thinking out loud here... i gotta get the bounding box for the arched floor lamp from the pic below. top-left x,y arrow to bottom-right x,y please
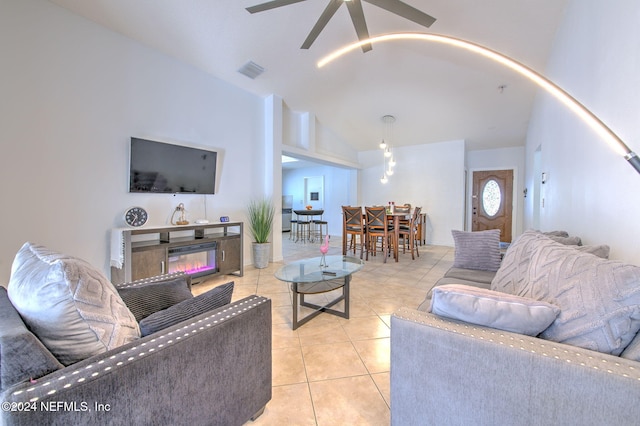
317,33 -> 640,175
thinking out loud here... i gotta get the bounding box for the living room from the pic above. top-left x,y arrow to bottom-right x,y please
2,0 -> 639,287
2,0 -> 640,423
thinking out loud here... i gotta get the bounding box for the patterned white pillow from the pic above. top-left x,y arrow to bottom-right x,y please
492,231 -> 610,295
8,242 -> 140,365
529,239 -> 640,355
491,231 -> 546,295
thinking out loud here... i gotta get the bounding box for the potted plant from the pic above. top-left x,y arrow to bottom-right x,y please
247,198 -> 276,269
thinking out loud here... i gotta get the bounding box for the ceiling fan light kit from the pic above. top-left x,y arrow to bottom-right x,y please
246,0 -> 436,51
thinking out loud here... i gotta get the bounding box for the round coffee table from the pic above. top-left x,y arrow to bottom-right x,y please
275,255 -> 364,329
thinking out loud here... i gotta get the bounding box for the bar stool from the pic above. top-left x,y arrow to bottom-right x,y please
289,213 -> 298,240
311,216 -> 328,242
296,218 -> 310,243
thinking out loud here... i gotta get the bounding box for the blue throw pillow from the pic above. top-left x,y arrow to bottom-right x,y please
139,282 -> 234,336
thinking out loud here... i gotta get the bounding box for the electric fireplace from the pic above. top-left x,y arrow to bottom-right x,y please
167,242 -> 217,279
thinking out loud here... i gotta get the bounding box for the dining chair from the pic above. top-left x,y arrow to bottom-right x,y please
395,204 -> 411,226
398,206 -> 422,260
342,206 -> 365,259
365,206 -> 396,263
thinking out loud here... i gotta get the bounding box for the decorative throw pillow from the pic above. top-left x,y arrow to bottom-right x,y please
621,331 -> 640,362
574,244 -> 610,259
7,242 -> 140,366
491,231 -> 547,295
139,282 -> 234,336
451,229 -> 502,272
491,231 -> 609,295
541,230 -> 569,237
429,284 -> 560,336
527,239 -> 640,355
118,276 -> 193,322
546,235 -> 582,246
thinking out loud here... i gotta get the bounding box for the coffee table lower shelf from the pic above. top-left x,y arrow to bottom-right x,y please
274,255 -> 363,330
291,276 -> 351,330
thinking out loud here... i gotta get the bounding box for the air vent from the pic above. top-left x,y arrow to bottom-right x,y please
238,61 -> 265,79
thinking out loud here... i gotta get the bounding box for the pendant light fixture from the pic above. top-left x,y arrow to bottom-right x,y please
379,115 -> 396,184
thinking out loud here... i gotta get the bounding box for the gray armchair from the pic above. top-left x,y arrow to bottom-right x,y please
0,274 -> 272,426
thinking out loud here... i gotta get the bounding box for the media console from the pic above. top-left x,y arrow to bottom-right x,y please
111,222 -> 243,285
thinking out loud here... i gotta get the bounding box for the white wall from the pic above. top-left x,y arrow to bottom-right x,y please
358,140 -> 466,246
524,0 -> 640,263
315,122 -> 360,165
0,0 -> 265,284
281,106 -> 360,168
466,147 -> 526,240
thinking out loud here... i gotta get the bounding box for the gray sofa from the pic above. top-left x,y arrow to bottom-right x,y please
391,230 -> 640,426
1,245 -> 272,426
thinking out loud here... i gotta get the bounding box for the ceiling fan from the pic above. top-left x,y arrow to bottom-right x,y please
246,0 -> 437,52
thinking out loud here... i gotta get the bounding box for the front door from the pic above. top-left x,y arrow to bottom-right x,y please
472,170 -> 513,242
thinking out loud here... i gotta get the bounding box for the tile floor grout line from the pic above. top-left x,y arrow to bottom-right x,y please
197,234 -> 455,425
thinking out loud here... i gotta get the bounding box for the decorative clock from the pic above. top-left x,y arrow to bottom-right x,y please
124,207 -> 148,227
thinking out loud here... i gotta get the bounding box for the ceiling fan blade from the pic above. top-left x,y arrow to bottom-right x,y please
364,0 -> 437,28
246,0 -> 307,14
301,0 -> 342,49
346,0 -> 372,52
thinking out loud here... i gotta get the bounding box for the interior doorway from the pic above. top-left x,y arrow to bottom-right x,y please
472,169 -> 514,242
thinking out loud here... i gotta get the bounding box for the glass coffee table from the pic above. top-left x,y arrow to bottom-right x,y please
275,255 -> 364,330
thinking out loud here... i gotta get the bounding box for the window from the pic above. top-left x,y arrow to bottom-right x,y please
482,179 -> 501,217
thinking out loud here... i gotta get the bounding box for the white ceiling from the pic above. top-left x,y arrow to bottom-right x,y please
48,0 -> 569,152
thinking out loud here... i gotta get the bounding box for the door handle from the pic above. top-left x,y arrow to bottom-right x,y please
221,250 -> 226,262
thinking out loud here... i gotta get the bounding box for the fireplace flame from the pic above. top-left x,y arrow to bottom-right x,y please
168,252 -> 216,276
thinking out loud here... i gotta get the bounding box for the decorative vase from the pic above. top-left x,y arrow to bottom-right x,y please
252,242 -> 270,269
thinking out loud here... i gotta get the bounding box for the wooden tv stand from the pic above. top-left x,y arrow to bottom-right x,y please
111,222 -> 243,285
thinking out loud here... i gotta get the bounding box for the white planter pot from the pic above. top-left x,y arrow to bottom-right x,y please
252,242 -> 271,269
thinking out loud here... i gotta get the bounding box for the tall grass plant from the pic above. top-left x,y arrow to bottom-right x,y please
247,198 -> 275,244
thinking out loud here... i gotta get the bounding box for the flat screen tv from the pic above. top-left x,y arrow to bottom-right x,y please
129,137 -> 217,194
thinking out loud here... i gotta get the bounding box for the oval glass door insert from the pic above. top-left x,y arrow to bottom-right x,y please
482,179 -> 501,217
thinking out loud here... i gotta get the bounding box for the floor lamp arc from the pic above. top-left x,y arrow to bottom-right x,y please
317,32 -> 640,175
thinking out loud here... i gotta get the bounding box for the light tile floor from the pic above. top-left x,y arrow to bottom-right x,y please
194,234 -> 454,426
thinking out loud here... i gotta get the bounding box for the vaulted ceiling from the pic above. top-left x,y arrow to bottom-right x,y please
49,0 -> 569,152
